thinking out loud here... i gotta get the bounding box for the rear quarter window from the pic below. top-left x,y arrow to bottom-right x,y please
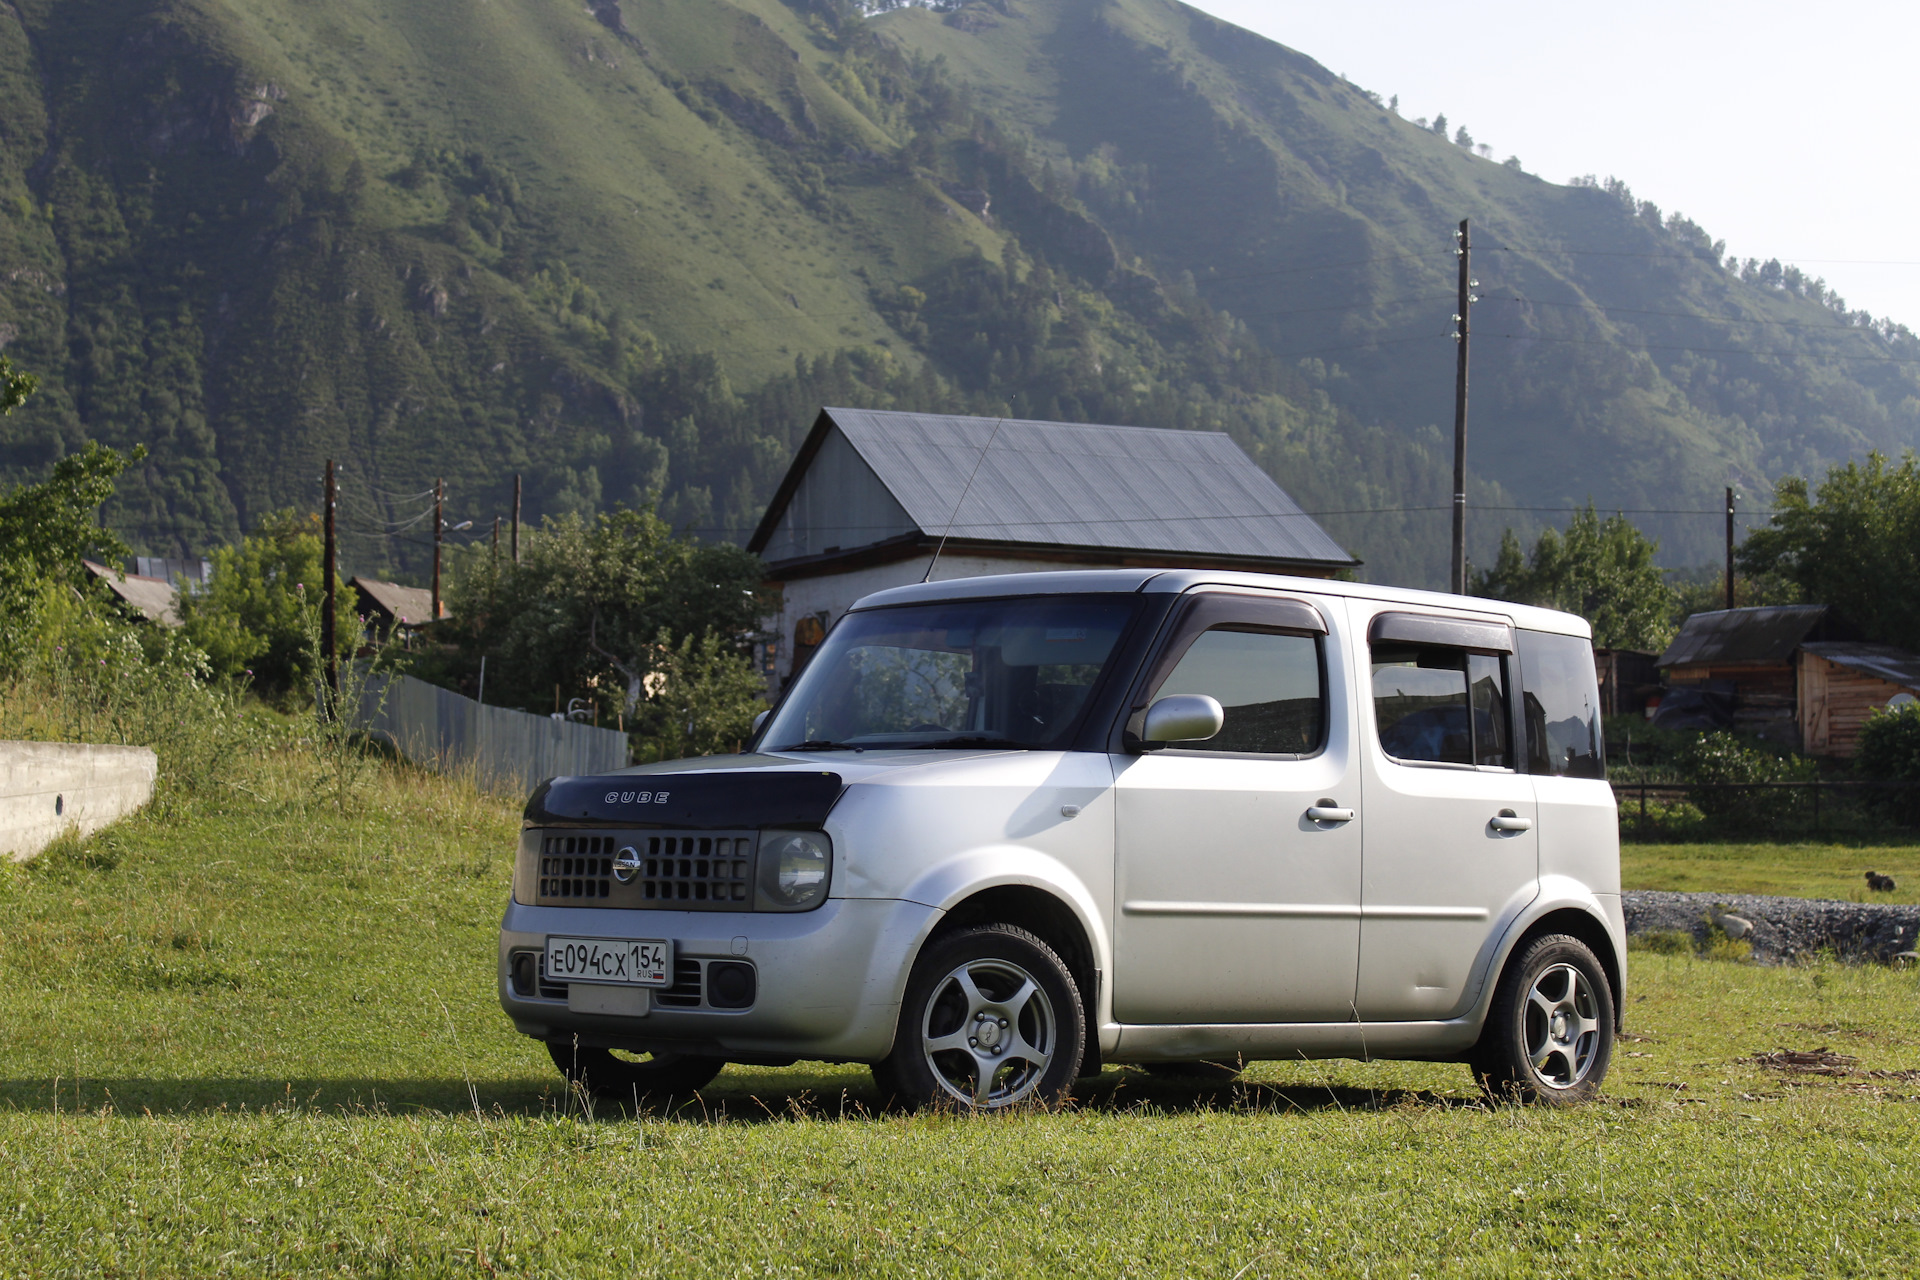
1517,629 -> 1604,779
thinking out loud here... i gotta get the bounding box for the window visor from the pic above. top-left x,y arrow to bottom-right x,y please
1368,611 -> 1512,654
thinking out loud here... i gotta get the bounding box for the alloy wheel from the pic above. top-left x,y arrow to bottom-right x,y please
918,957 -> 1057,1107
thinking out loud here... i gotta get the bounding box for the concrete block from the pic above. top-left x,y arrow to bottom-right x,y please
0,741 -> 158,861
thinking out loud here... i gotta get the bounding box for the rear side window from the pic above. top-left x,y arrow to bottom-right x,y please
1517,629 -> 1604,779
1152,627 -> 1325,754
1371,645 -> 1512,767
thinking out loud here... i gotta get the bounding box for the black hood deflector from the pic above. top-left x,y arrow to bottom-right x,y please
525,770 -> 844,830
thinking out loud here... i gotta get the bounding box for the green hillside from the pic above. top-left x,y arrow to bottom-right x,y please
1,0 -> 1915,586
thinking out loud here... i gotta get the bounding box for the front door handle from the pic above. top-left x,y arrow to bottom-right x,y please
1490,809 -> 1533,833
1306,804 -> 1355,824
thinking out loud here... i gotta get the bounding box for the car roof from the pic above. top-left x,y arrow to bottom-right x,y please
849,568 -> 1591,638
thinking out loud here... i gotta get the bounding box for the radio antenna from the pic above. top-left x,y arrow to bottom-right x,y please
922,403 -> 1014,584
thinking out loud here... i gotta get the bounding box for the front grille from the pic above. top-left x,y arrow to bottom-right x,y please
538,834 -> 617,900
637,834 -> 754,905
529,829 -> 760,910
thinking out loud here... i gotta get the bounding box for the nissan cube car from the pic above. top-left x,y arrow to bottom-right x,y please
500,569 -> 1622,1109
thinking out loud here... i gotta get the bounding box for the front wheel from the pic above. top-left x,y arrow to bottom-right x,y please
1471,934 -> 1614,1105
546,1039 -> 724,1103
872,924 -> 1085,1111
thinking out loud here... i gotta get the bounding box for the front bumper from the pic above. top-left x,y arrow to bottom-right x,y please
497,896 -> 940,1063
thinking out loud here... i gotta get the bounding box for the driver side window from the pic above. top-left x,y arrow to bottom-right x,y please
1152,627 -> 1325,755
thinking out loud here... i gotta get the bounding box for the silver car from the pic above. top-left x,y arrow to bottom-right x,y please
499,569 -> 1622,1108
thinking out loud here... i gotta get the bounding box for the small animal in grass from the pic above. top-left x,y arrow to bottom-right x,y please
1865,871 -> 1898,892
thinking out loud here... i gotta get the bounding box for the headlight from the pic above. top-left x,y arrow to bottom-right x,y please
756,830 -> 831,911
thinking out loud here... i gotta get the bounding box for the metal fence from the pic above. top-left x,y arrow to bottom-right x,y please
1614,779 -> 1920,839
354,673 -> 629,796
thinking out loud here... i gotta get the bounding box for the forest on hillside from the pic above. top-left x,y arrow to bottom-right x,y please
1,0 -> 1915,588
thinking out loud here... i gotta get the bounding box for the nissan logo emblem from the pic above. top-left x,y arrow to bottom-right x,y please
612,845 -> 643,884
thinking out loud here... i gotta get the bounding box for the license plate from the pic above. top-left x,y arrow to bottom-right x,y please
545,936 -> 672,987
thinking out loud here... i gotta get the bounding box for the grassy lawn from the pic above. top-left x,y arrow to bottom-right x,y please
1625,841 -> 1920,903
4,756 -> 1919,1276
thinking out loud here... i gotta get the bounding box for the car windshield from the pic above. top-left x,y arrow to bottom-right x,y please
762,594 -> 1141,751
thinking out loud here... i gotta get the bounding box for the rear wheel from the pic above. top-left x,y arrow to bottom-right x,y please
873,924 -> 1085,1111
546,1039 -> 724,1103
1471,934 -> 1614,1105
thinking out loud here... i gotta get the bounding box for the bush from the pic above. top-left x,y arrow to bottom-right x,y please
177,510 -> 361,698
1672,731 -> 1818,826
1856,702 -> 1920,825
0,443 -> 143,670
627,629 -> 768,763
0,581 -> 258,809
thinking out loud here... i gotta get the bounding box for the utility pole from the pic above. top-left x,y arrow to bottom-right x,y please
1725,486 -> 1736,611
492,515 -> 501,566
432,477 -> 444,624
511,473 -> 522,566
322,458 -> 338,706
1450,218 -> 1474,596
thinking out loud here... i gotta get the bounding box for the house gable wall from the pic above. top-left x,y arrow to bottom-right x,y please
759,428 -> 916,563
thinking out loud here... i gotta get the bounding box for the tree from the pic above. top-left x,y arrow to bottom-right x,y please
0,353 -> 35,416
446,507 -> 767,729
1736,451 -> 1920,649
627,629 -> 772,762
1472,504 -> 1677,650
1454,125 -> 1474,149
177,510 -> 360,692
0,442 -> 145,666
1431,112 -> 1449,136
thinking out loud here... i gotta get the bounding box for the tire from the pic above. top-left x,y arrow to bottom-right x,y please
1471,934 -> 1614,1106
873,923 -> 1085,1111
546,1039 -> 725,1103
1143,1057 -> 1245,1083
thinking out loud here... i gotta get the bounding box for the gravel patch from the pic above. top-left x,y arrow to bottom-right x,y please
1623,890 -> 1920,964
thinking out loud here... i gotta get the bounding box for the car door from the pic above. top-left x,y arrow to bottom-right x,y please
1354,605 -> 1539,1021
1111,590 -> 1362,1024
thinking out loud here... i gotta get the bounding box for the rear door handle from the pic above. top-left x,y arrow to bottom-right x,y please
1490,809 -> 1533,832
1306,805 -> 1355,824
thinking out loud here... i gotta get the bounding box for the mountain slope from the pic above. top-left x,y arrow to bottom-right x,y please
876,0 -> 1920,566
1,0 -> 1914,587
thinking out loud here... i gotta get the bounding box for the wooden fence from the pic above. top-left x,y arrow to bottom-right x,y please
354,673 -> 629,796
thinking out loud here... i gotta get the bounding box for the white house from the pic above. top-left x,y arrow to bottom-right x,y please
746,407 -> 1358,688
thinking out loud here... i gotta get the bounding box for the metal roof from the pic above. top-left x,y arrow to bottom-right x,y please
749,408 -> 1356,567
350,576 -> 443,625
1800,642 -> 1920,691
1657,605 -> 1829,667
83,561 -> 180,626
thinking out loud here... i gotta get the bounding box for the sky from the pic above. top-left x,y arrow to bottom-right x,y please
1186,0 -> 1920,331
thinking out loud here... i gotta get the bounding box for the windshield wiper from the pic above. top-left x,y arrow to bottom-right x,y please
775,739 -> 862,752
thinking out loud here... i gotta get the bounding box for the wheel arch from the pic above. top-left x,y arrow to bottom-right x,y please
1503,907 -> 1625,1027
932,884 -> 1104,1076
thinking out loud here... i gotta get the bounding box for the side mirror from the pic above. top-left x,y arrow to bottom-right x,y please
1142,694 -> 1225,745
751,710 -> 771,736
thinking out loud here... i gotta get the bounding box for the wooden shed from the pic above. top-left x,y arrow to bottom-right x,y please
1656,605 -> 1847,743
1594,647 -> 1660,716
350,576 -> 445,646
1796,643 -> 1920,757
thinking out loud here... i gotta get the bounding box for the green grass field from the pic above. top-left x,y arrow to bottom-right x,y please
4,758 -> 1919,1276
1625,842 -> 1920,903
